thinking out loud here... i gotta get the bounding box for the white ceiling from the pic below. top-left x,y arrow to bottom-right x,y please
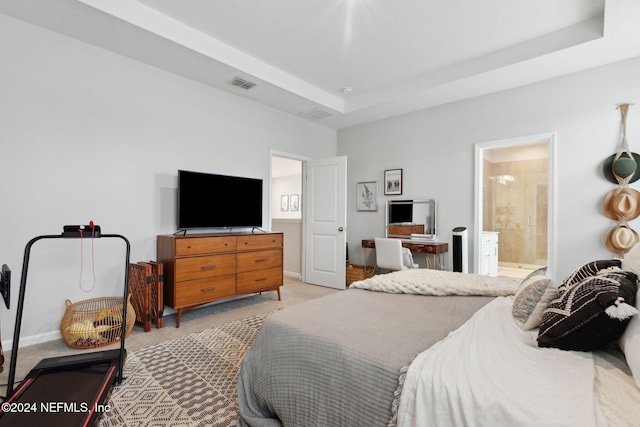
2,0 -> 640,129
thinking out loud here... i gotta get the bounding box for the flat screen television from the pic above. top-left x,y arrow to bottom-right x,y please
178,170 -> 263,229
388,200 -> 413,224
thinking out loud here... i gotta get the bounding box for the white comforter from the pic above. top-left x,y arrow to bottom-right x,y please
397,296 -> 606,427
350,268 -> 519,296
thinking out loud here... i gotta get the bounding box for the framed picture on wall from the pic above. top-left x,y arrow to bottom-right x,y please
290,194 -> 300,211
357,181 -> 378,211
384,169 -> 403,195
281,195 -> 289,211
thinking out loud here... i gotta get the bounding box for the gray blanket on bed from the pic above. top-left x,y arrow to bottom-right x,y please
237,288 -> 493,427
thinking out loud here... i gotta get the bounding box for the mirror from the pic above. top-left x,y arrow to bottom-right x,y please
385,199 -> 437,240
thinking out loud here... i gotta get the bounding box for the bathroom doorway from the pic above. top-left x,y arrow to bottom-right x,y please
474,134 -> 556,279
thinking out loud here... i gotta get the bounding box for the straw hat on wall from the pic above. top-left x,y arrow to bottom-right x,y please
604,187 -> 640,222
606,224 -> 639,257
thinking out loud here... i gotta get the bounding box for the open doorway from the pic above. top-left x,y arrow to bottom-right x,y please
270,152 -> 347,288
271,155 -> 303,279
474,134 -> 556,279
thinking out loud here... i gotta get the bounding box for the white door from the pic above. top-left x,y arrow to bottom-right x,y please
304,156 -> 347,289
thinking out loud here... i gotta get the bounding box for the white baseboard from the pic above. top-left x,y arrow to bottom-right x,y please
3,330 -> 61,351
284,270 -> 301,280
1,279 -> 296,351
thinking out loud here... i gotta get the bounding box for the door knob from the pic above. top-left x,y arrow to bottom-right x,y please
338,227 -> 344,232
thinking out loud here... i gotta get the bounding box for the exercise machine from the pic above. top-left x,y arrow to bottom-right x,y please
0,224 -> 130,426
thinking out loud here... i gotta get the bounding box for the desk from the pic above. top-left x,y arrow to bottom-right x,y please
361,239 -> 449,270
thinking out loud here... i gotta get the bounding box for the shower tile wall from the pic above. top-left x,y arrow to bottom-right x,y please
483,157 -> 548,267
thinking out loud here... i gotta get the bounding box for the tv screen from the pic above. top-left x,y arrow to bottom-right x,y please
388,200 -> 413,224
178,170 -> 263,229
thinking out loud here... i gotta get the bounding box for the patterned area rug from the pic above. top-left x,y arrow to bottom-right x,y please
98,313 -> 268,427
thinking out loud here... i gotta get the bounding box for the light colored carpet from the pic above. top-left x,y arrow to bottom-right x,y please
0,278 -> 337,402
99,312 -> 270,426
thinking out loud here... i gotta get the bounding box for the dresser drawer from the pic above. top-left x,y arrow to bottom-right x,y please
237,234 -> 283,251
175,275 -> 236,307
482,232 -> 499,245
237,249 -> 282,273
237,267 -> 283,294
175,236 -> 237,256
158,231 -> 283,327
175,254 -> 236,282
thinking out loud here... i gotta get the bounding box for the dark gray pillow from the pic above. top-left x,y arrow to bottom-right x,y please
558,259 -> 621,293
537,268 -> 637,351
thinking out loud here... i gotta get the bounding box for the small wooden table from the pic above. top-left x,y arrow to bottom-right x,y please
362,239 -> 449,270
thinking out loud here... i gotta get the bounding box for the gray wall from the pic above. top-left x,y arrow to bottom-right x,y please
339,56 -> 640,282
272,219 -> 302,278
0,14 -> 336,346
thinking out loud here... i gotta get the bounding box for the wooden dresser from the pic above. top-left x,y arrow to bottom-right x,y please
157,232 -> 283,327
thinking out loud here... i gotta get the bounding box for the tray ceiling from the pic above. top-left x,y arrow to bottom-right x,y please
2,0 -> 639,128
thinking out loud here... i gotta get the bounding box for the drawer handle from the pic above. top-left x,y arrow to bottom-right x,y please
201,287 -> 217,292
254,259 -> 267,263
201,265 -> 217,270
255,278 -> 267,282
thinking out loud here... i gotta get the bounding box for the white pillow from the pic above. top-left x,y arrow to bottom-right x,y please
619,288 -> 640,389
621,243 -> 640,388
621,242 -> 640,276
512,267 -> 557,330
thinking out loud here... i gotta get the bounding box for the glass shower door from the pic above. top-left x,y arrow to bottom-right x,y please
483,152 -> 548,269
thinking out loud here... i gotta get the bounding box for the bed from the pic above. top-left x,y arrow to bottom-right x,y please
237,266 -> 640,427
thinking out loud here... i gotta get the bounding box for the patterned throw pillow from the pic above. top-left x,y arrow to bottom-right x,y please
558,259 -> 622,293
537,267 -> 638,351
512,267 -> 558,330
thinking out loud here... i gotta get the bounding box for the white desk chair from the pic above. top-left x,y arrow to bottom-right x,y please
374,237 -> 418,273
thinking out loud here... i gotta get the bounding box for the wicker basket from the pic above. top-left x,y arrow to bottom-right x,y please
60,295 -> 135,349
346,264 -> 375,286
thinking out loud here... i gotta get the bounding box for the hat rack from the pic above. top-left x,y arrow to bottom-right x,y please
604,104 -> 639,257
